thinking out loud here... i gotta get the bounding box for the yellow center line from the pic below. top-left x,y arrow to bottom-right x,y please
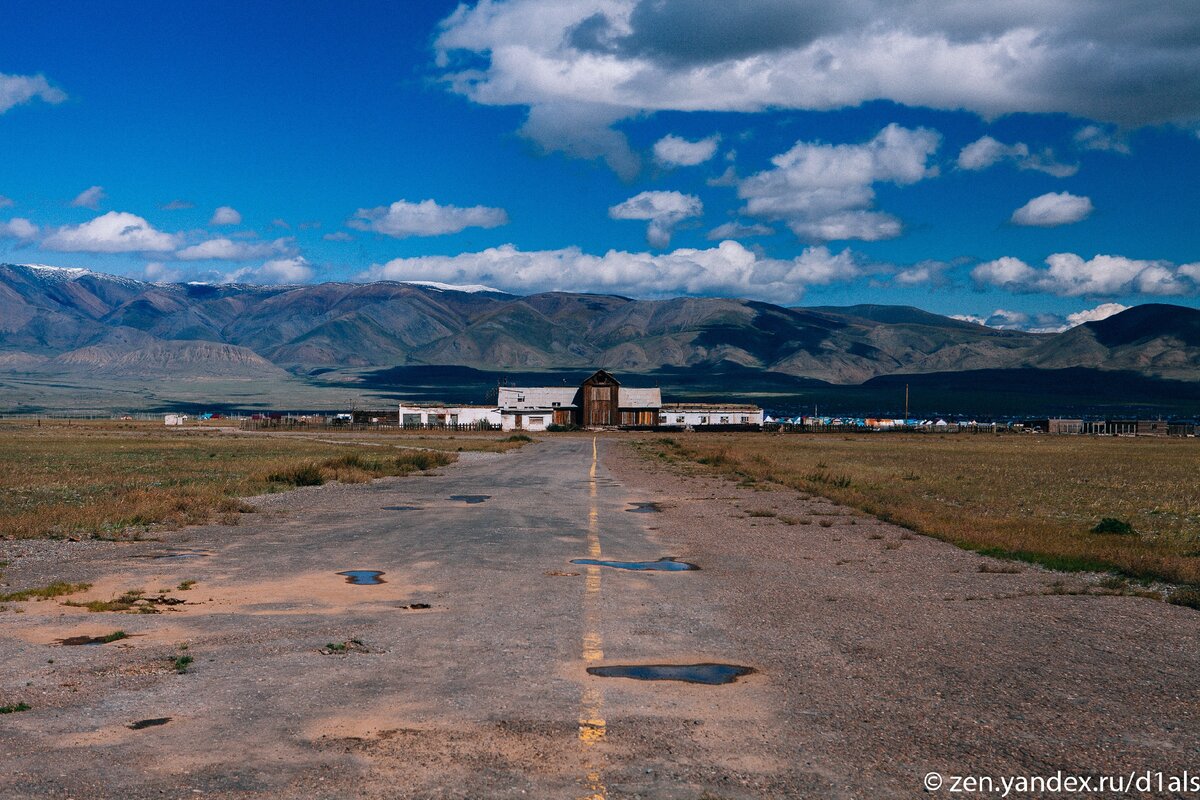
578,435 -> 607,799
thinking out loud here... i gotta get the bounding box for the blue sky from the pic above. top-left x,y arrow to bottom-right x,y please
2,1 -> 1199,331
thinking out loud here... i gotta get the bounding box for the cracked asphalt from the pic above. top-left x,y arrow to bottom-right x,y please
2,436 -> 1199,799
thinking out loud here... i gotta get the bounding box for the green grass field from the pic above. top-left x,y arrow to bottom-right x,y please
644,432 -> 1200,587
0,421 -> 523,540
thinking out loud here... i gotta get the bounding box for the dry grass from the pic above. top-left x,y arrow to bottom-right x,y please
646,433 -> 1200,585
0,420 -> 508,540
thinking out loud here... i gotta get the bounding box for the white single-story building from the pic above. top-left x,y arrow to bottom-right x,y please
164,413 -> 188,426
496,386 -> 576,431
658,403 -> 764,428
397,404 -> 502,428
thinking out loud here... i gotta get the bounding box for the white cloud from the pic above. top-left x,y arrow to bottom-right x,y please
893,260 -> 951,286
953,303 -> 1130,333
950,314 -> 987,325
161,199 -> 194,211
0,196 -> 13,209
143,262 -> 183,283
224,256 -> 314,285
706,221 -> 774,240
433,1 -> 1200,174
1074,125 -> 1130,154
70,186 -> 106,210
210,206 -> 242,226
0,73 -> 66,114
983,309 -> 1031,330
1066,302 -> 1129,327
42,211 -> 179,253
174,237 -> 294,261
348,198 -> 509,238
355,239 -> 861,303
323,231 -> 354,242
737,124 -> 940,242
653,133 -> 719,167
0,218 -> 38,240
973,253 -> 1197,297
956,136 -> 1077,177
707,165 -> 739,187
1010,192 -> 1094,227
609,190 -> 702,247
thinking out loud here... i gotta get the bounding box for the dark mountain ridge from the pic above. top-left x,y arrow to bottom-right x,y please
3,264 -> 1200,407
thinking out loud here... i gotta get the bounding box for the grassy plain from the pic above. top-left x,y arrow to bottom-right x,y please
645,432 -> 1200,586
0,420 -> 523,540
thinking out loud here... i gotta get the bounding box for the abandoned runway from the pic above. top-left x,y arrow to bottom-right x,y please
3,437 -> 1200,798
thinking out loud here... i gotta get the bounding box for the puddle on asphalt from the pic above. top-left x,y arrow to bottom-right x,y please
626,502 -> 663,513
337,570 -> 386,585
449,495 -> 490,504
398,602 -> 431,610
587,663 -> 755,685
127,717 -> 172,730
569,557 -> 698,572
133,551 -> 211,560
56,634 -> 140,646
381,505 -> 422,511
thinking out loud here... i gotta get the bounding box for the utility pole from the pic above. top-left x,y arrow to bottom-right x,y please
904,383 -> 909,421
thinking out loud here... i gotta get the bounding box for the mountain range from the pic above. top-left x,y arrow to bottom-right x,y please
3,262 -> 1200,414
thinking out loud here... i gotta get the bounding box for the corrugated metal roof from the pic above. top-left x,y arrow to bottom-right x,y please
618,388 -> 661,408
498,386 -> 577,409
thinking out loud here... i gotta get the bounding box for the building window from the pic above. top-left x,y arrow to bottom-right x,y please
529,416 -> 544,424
658,415 -> 667,423
740,416 -> 749,423
720,416 -> 729,423
676,416 -> 685,423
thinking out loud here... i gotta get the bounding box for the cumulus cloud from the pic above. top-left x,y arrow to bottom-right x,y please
42,211 -> 179,253
434,1 -> 1200,174
70,186 -> 106,210
956,136 -> 1077,177
1010,192 -> 1094,227
0,73 -> 66,114
609,190 -> 702,247
174,237 -> 294,261
0,218 -> 38,241
355,239 -> 861,303
958,302 -> 1131,333
224,257 -> 314,285
348,198 -> 509,238
950,313 -> 987,326
893,260 -> 952,287
1066,302 -> 1129,326
706,221 -> 774,240
973,253 -> 1199,297
653,133 -> 719,167
143,262 -> 183,283
210,206 -> 242,226
736,124 -> 939,242
1074,125 -> 1131,154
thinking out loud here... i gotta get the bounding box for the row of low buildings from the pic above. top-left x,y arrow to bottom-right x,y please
397,369 -> 764,432
1021,418 -> 1197,437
